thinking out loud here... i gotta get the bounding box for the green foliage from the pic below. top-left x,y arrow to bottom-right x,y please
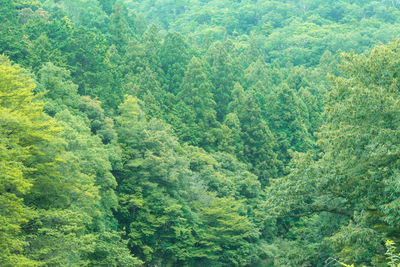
205,41 -> 238,120
159,32 -> 191,93
266,39 -> 400,266
115,96 -> 197,264
0,56 -> 60,266
2,0 -> 400,265
0,0 -> 28,62
228,83 -> 282,184
109,1 -> 133,50
195,197 -> 261,266
265,83 -> 315,164
172,57 -> 221,150
386,241 -> 400,267
29,63 -> 136,266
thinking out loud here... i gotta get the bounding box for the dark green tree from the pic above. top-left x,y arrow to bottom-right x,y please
265,83 -> 314,164
173,57 -> 220,150
0,0 -> 28,62
159,32 -> 191,94
109,1 -> 133,51
98,0 -> 116,15
228,83 -> 282,184
205,41 -> 237,121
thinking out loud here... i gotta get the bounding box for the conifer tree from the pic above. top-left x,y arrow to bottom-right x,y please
109,1 -> 132,52
125,66 -> 165,119
205,41 -> 236,121
141,24 -> 163,75
99,0 -> 116,15
159,32 -> 190,93
228,83 -> 282,184
0,0 -> 27,62
266,39 -> 400,265
265,83 -> 314,164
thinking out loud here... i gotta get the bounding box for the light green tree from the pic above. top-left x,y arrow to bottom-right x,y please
0,56 -> 59,266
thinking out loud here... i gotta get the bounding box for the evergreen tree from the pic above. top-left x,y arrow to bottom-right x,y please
115,96 -> 196,265
205,41 -> 236,121
2,0 -> 400,265
228,83 -> 282,184
124,66 -> 165,119
265,83 -> 314,164
109,1 -> 132,52
266,39 -> 400,266
0,0 -> 27,62
98,0 -> 116,15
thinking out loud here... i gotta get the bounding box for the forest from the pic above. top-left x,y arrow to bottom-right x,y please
1,0 -> 400,266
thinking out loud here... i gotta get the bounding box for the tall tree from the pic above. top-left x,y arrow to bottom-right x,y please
159,32 -> 190,94
265,83 -> 314,164
114,96 -> 197,265
205,41 -> 237,121
266,39 -> 400,266
109,1 -> 132,51
0,56 -> 59,266
24,62 -> 138,266
98,0 -> 116,15
0,0 -> 28,62
172,57 -> 220,150
228,83 -> 282,184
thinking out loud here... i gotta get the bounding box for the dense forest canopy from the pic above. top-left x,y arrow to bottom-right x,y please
1,0 -> 400,266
